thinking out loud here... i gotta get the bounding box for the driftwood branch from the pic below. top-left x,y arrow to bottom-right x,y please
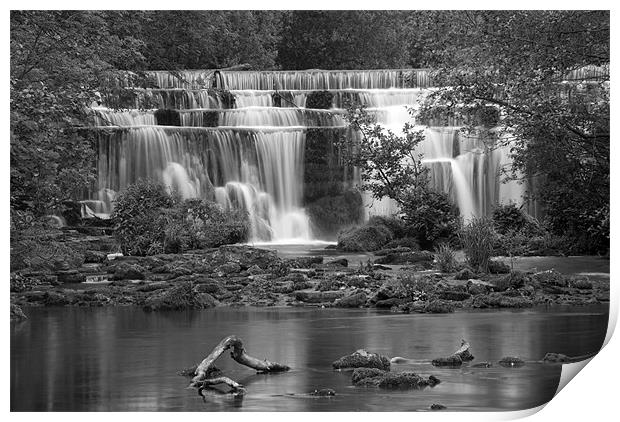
188,335 -> 290,395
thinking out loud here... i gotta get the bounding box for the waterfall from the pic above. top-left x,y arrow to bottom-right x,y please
89,69 -> 528,242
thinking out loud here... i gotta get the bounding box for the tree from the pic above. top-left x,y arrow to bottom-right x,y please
340,105 -> 460,247
414,11 -> 609,253
10,11 -> 147,216
277,11 -> 419,70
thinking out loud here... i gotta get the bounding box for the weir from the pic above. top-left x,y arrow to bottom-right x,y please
88,69 -> 526,242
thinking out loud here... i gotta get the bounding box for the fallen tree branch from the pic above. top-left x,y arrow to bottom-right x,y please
188,335 -> 290,394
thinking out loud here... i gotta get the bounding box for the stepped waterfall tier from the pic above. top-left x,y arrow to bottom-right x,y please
88,69 -> 527,242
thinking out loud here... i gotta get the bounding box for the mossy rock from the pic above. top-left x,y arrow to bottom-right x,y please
332,349 -> 391,371
154,109 -> 181,126
352,368 -> 439,389
337,224 -> 393,252
306,90 -> 334,109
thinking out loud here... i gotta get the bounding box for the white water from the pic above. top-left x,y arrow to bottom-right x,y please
90,69 -> 528,241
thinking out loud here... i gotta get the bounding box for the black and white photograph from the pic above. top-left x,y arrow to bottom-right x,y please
8,6 -> 612,414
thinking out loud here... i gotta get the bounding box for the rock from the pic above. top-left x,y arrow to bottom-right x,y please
333,349 -> 391,370
43,291 -> 70,306
10,304 -> 27,322
427,375 -> 441,386
424,300 -> 455,313
531,270 -> 567,287
56,270 -> 86,284
351,368 -> 387,383
246,265 -> 265,275
309,388 -> 336,396
287,256 -> 323,268
351,368 -> 438,389
438,290 -> 472,301
432,355 -> 462,367
543,353 -> 572,363
498,357 -> 525,367
570,277 -> 593,290
455,268 -> 476,280
375,298 -> 406,308
112,264 -> 146,281
467,280 -> 491,295
471,362 -> 493,368
287,272 -> 309,283
471,293 -> 533,309
327,258 -> 348,267
142,282 -> 217,311
295,291 -> 344,303
84,250 -> 108,263
336,292 -> 367,308
216,262 -> 242,276
372,264 -> 392,271
488,259 -> 510,274
430,404 -> 447,410
456,349 -> 474,361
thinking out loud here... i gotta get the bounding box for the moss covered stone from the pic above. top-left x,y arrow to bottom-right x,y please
306,90 -> 334,109
332,349 -> 391,371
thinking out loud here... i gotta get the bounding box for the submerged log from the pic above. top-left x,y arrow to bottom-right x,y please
188,335 -> 290,395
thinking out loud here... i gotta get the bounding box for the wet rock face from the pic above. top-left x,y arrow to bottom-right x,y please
332,350 -> 391,371
351,368 -> 440,389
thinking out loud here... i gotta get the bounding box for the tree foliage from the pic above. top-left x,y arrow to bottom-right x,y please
414,10 -> 609,252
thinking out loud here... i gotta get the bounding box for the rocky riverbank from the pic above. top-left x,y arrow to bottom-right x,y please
10,237 -> 609,320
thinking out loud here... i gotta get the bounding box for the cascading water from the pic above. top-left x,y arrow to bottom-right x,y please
89,68 -> 528,242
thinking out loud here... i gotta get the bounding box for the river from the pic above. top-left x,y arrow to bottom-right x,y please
11,304 -> 608,411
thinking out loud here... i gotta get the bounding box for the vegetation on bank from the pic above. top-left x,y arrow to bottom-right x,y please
112,179 -> 249,256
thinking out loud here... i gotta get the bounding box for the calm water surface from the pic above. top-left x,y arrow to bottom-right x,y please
11,305 -> 608,411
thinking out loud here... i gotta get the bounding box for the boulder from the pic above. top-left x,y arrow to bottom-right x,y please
336,292 -> 367,308
455,268 -> 476,280
142,282 -> 217,311
84,250 -> 108,264
430,404 -> 447,411
531,269 -> 567,287
488,259 -> 510,274
327,258 -> 348,267
424,300 -> 455,313
56,270 -> 86,284
431,355 -> 462,367
375,298 -> 406,309
351,368 -> 439,389
287,256 -> 323,268
570,277 -> 593,290
332,349 -> 391,371
215,262 -> 242,276
112,264 -> 146,281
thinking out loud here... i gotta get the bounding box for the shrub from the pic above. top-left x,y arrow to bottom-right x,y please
183,199 -> 250,248
492,203 -> 542,236
112,180 -> 249,255
399,189 -> 461,249
337,222 -> 394,252
459,217 -> 496,272
434,243 -> 457,273
112,179 -> 176,255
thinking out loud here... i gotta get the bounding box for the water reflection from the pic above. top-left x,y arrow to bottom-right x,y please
11,306 -> 608,411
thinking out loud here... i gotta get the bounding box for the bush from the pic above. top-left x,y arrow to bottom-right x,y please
337,222 -> 394,252
459,217 -> 496,272
492,203 -> 543,235
399,189 -> 461,249
434,244 -> 457,273
112,180 -> 249,256
112,179 -> 176,255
